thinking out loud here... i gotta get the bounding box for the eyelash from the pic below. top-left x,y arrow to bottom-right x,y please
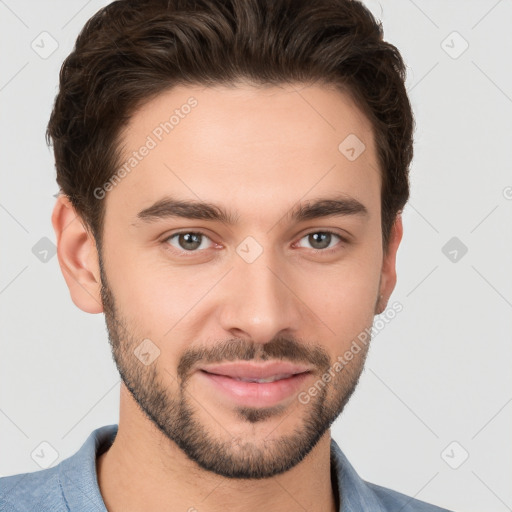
162,229 -> 348,258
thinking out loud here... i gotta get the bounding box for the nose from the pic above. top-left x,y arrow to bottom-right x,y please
217,247 -> 304,345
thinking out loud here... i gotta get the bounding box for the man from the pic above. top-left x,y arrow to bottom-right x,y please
0,0 -> 454,510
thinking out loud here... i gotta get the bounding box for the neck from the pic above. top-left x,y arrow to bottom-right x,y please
96,387 -> 338,512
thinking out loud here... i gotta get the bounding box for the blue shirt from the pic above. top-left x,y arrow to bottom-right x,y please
0,424 -> 453,511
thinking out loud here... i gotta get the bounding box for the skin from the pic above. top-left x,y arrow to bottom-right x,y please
51,82 -> 403,512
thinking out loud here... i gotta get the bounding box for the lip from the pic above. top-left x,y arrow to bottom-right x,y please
198,361 -> 313,380
198,371 -> 311,408
197,361 -> 313,408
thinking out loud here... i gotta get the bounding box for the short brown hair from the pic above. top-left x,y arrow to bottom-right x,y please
47,0 -> 414,254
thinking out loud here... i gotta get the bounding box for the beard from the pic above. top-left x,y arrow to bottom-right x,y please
98,250 -> 372,480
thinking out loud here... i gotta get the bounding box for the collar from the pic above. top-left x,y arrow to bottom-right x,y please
59,424 -> 384,512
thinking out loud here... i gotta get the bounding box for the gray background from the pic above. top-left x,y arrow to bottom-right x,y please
1,1 -> 511,511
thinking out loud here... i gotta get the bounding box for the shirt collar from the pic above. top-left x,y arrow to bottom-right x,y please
59,424 -> 116,512
59,424 -> 385,512
330,437 -> 388,512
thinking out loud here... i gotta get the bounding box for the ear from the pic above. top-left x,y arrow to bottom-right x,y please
51,195 -> 104,314
375,214 -> 403,315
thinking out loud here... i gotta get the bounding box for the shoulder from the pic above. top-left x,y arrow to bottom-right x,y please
0,466 -> 67,512
365,480 -> 454,512
330,437 -> 454,512
0,424 -> 117,512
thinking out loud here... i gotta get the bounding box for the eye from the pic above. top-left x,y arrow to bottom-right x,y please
295,230 -> 345,253
164,231 -> 215,254
162,229 -> 347,258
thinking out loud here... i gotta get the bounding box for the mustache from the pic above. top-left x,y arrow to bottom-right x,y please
177,336 -> 331,382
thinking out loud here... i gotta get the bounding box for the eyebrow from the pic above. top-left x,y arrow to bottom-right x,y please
135,194 -> 368,226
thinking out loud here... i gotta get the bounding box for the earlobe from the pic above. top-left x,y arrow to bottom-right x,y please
51,195 -> 104,314
375,214 -> 404,315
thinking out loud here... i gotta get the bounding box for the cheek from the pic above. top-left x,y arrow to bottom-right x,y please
300,276 -> 377,340
106,250 -> 216,345
295,245 -> 382,342
103,250 -> 171,333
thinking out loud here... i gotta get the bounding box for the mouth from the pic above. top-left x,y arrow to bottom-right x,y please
198,360 -> 313,380
203,373 -> 300,383
196,361 -> 313,407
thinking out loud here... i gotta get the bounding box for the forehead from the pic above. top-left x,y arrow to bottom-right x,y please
106,83 -> 381,227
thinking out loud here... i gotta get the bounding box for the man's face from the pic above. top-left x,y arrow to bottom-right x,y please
95,83 -> 390,479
